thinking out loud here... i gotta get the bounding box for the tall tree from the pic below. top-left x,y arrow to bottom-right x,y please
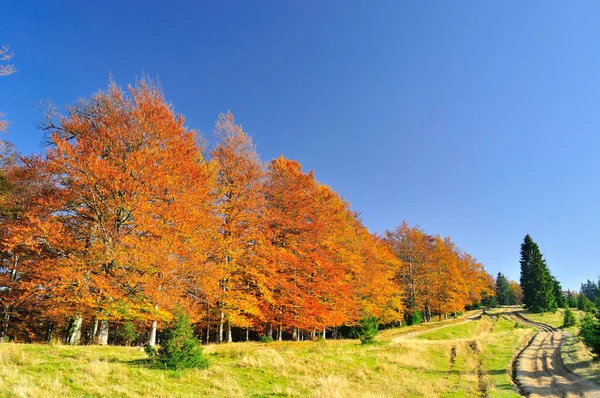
210,111 -> 268,343
12,80 -> 219,343
580,279 -> 599,303
552,276 -> 567,309
384,223 -> 434,324
495,272 -> 512,305
519,234 -> 556,313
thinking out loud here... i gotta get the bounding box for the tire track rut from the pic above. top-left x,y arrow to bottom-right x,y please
510,311 -> 600,398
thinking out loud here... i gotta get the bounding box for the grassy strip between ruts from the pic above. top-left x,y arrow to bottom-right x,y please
0,315 -> 534,398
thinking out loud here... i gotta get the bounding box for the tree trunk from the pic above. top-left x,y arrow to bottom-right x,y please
67,315 -> 83,345
46,322 -> 54,343
218,311 -> 224,344
205,308 -> 211,345
0,304 -> 10,343
278,324 -> 283,341
267,323 -> 273,339
91,319 -> 99,344
245,327 -> 249,342
292,327 -> 297,341
96,320 -> 109,345
0,255 -> 18,343
322,327 -> 326,340
226,319 -> 232,343
148,320 -> 157,347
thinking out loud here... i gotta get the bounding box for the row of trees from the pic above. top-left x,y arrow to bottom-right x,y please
579,278 -> 600,309
0,80 -> 491,345
383,223 -> 490,325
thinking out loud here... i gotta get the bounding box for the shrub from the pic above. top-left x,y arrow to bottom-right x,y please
259,335 -> 273,344
152,310 -> 208,370
578,296 -> 595,313
410,311 -> 422,326
117,321 -> 138,346
358,316 -> 379,345
144,343 -> 158,359
563,307 -> 577,328
579,312 -> 600,361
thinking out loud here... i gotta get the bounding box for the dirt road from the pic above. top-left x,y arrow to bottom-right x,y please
511,312 -> 600,397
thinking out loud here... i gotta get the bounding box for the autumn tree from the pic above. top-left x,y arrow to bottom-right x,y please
210,111 -> 268,343
11,80 -> 218,344
508,280 -> 522,305
260,157 -> 396,340
384,223 -> 433,324
384,223 -> 488,322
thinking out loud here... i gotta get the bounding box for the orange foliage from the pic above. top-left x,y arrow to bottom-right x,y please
0,79 -> 492,343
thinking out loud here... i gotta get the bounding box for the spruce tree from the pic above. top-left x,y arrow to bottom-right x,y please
566,290 -> 578,308
519,234 -> 556,313
552,276 -> 566,309
495,272 -> 512,306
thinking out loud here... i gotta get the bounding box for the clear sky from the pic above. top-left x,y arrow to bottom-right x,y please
2,1 -> 599,290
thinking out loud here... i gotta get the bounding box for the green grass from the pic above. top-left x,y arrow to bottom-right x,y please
561,331 -> 600,385
481,316 -> 534,397
0,316 -> 535,397
416,320 -> 480,340
521,308 -> 565,328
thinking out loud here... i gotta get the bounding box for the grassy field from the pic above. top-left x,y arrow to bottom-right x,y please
520,308 -> 565,329
0,315 -> 536,398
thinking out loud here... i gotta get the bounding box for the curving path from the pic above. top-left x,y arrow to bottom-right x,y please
389,311 -> 482,344
511,311 -> 600,398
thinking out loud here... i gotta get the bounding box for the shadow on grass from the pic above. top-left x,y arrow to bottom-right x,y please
117,357 -> 155,367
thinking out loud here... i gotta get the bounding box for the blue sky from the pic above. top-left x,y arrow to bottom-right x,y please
2,1 -> 599,290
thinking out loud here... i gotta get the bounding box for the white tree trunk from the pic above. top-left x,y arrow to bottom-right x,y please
245,327 -> 249,342
278,324 -> 283,341
148,320 -> 157,347
322,327 -> 326,340
67,315 -> 83,345
226,319 -> 232,343
96,320 -> 109,345
218,311 -> 224,344
91,320 -> 99,343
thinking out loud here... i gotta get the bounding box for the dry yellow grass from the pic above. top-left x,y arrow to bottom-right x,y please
0,316 -> 533,397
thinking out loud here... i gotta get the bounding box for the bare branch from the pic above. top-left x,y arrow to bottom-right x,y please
0,45 -> 16,76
